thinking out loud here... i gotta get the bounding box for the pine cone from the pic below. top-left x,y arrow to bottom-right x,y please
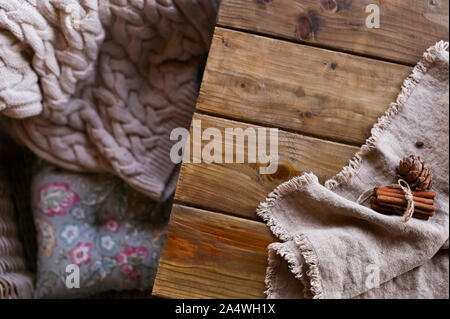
397,155 -> 433,190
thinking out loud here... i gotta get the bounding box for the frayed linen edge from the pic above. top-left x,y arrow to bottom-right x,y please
265,239 -> 323,299
256,173 -> 323,298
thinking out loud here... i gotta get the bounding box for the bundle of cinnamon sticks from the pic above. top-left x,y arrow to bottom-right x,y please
370,187 -> 436,220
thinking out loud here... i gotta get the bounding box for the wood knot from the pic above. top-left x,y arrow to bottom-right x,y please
320,0 -> 338,12
266,161 -> 300,182
221,37 -> 231,48
296,13 -> 313,41
256,0 -> 272,9
298,110 -> 318,120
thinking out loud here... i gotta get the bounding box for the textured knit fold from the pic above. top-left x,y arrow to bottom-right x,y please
257,41 -> 449,299
0,0 -> 219,201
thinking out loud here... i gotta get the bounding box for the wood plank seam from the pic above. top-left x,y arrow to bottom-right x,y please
172,200 -> 266,224
216,23 -> 417,67
197,108 -> 363,148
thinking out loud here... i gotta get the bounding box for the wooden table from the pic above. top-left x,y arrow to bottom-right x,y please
153,0 -> 448,299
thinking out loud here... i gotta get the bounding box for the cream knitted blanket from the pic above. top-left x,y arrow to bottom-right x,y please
0,0 -> 219,201
257,42 -> 449,299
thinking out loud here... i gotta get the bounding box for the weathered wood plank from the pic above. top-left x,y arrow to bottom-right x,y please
218,0 -> 449,65
152,204 -> 272,299
174,113 -> 358,218
198,27 -> 412,145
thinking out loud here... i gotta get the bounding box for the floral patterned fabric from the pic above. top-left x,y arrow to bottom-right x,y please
32,161 -> 170,298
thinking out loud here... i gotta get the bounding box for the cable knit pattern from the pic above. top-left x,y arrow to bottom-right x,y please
0,30 -> 42,118
0,0 -> 219,200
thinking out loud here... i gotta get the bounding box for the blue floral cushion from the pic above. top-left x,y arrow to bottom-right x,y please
32,161 -> 169,298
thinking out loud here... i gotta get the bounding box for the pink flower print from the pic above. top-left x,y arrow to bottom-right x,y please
104,217 -> 120,233
116,245 -> 148,280
37,182 -> 79,216
120,264 -> 135,277
69,243 -> 92,266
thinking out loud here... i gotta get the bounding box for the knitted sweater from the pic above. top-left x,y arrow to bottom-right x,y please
0,0 -> 219,200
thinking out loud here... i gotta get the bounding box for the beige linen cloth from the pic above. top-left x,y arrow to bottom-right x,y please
0,0 -> 219,201
257,41 -> 449,299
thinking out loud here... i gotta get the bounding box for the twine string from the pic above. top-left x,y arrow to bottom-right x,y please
356,188 -> 374,205
397,179 -> 414,223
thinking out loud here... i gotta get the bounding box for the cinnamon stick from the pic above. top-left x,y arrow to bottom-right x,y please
369,195 -> 435,216
371,203 -> 430,220
379,202 -> 435,216
374,189 -> 435,205
374,187 -> 436,200
376,194 -> 436,212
